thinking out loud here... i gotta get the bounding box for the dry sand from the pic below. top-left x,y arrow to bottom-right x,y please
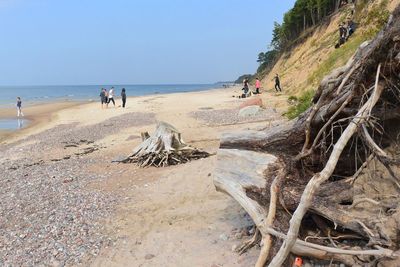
0,86 -> 288,266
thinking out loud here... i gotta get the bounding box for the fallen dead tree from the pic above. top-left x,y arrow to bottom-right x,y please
214,6 -> 400,267
116,121 -> 210,167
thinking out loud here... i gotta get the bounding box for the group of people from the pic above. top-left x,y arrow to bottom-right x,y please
241,78 -> 260,98
334,0 -> 357,49
336,18 -> 356,48
100,87 -> 127,109
240,74 -> 282,98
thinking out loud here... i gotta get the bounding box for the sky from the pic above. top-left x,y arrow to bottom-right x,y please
0,0 -> 296,85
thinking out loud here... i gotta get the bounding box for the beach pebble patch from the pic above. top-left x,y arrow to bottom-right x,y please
238,105 -> 262,117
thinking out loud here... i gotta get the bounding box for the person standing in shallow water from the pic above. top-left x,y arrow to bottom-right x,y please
121,88 -> 127,108
16,97 -> 24,117
274,74 -> 282,92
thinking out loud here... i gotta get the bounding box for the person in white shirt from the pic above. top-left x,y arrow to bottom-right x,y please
107,87 -> 116,108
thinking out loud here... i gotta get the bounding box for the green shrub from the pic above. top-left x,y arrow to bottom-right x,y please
284,90 -> 315,119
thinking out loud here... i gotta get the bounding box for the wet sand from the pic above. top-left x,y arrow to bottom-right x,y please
0,101 -> 81,142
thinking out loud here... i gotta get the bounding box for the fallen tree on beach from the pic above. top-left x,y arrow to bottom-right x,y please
214,6 -> 400,267
117,121 -> 210,167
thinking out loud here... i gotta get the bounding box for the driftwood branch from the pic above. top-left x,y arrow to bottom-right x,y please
268,65 -> 383,266
265,227 -> 397,258
255,167 -> 285,267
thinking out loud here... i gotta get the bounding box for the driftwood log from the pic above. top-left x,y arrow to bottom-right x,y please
118,121 -> 210,167
214,6 -> 400,267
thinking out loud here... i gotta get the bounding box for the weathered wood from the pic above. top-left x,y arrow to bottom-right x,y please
214,149 -> 277,223
214,149 -> 393,265
118,122 -> 210,167
220,121 -> 304,154
141,131 -> 150,141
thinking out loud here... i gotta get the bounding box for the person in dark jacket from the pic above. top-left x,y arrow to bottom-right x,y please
346,18 -> 355,39
339,23 -> 347,44
121,88 -> 127,108
99,88 -> 106,109
274,74 -> 282,92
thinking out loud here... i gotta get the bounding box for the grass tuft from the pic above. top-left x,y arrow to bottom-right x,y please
284,90 -> 315,119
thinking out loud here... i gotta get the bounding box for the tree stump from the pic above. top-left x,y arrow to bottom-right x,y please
119,121 -> 210,167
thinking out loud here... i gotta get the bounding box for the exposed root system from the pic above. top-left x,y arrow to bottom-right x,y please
117,121 -> 210,167
214,6 -> 400,267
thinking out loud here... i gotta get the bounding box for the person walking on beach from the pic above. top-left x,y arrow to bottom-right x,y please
107,87 -> 115,108
274,74 -> 282,92
104,89 -> 109,105
121,88 -> 127,108
100,88 -> 106,109
16,97 -> 24,117
255,78 -> 261,94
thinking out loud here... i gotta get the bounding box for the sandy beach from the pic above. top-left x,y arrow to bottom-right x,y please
0,87 -> 288,266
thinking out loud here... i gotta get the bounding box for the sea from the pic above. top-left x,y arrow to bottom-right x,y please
0,83 -> 227,108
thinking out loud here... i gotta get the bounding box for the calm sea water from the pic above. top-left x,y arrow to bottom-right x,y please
0,118 -> 29,130
0,84 -> 224,108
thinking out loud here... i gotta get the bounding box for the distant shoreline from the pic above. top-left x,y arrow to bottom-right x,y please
0,85 -> 235,143
0,83 -> 233,109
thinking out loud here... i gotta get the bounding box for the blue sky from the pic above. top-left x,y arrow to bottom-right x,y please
0,0 -> 296,85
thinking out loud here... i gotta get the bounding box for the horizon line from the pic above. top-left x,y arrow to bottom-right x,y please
0,82 -> 235,87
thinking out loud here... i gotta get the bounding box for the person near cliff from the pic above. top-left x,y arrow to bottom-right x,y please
274,74 -> 282,92
255,78 -> 261,94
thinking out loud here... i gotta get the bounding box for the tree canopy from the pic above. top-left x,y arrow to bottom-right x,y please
255,0 -> 350,75
274,0 -> 345,50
